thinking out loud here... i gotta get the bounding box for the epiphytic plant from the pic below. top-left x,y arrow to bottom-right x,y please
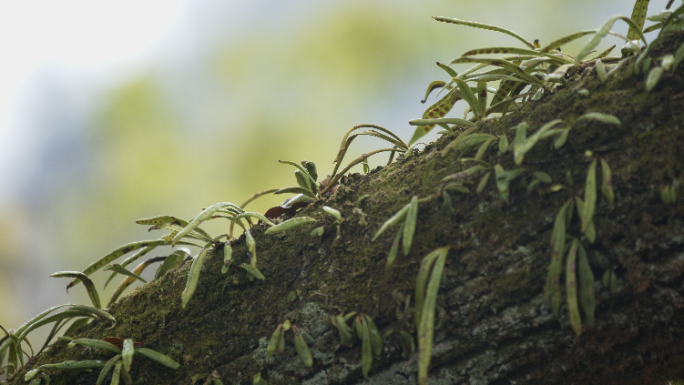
23,336 -> 179,385
265,319 -> 313,369
326,312 -> 382,377
0,304 -> 115,377
408,2 -> 651,146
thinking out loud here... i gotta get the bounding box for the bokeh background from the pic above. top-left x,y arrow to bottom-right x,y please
0,0 -> 672,351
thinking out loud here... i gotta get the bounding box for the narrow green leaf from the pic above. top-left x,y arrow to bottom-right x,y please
554,129 -> 571,149
399,330 -> 415,356
410,88 -> 460,145
253,372 -> 268,385
602,270 -> 611,288
67,240 -> 166,291
134,347 -> 180,369
265,324 -> 282,359
646,66 -> 664,91
566,239 -> 582,336
476,172 -> 492,194
454,78 -> 481,120
514,120 -> 564,165
335,314 -> 355,347
309,226 -> 325,238
599,158 -> 615,205
461,46 -> 540,57
122,338 -> 134,373
595,60 -> 607,83
436,61 -> 457,77
104,265 -> 148,284
51,271 -> 101,309
417,247 -> 449,385
111,361 -> 122,385
414,248 -> 448,334
136,216 -> 212,240
444,133 -> 496,155
264,217 -> 317,234
97,354 -> 122,385
475,137 -> 496,160
107,256 -> 166,307
181,242 -> 215,309
350,130 -> 407,151
238,263 -> 265,281
512,122 -> 528,155
590,44 -> 616,60
628,0 -> 650,41
541,30 -> 597,52
433,16 -> 535,48
69,338 -> 121,354
533,171 -> 552,183
322,206 -> 342,221
355,317 -> 372,377
581,159 -> 598,234
449,57 -> 544,87
372,204 -> 410,241
642,22 -> 663,33
546,200 -> 571,318
498,134 -> 509,155
585,220 -> 597,244
387,223 -> 404,267
494,164 -> 511,200
220,242 -> 233,274
156,249 -> 189,279
292,326 -> 313,368
408,117 -> 477,128
365,315 -> 383,356
662,54 -> 675,71
577,112 -> 621,125
24,368 -> 40,382
37,360 -> 108,371
273,186 -> 317,200
576,15 -> 647,63
577,243 -> 596,327
402,196 -> 419,256
69,305 -> 116,326
104,244 -> 158,289
234,212 -> 275,227
674,41 -> 684,70
477,79 -> 487,119
491,79 -> 519,105
295,169 -> 312,191
279,160 -> 316,186
171,202 -> 243,245
421,80 -> 446,103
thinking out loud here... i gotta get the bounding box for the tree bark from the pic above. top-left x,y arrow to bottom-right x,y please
6,32 -> 684,385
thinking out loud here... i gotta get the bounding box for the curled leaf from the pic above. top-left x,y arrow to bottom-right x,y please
51,271 -> 101,309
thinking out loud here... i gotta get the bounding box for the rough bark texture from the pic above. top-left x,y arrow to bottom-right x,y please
6,32 -> 684,385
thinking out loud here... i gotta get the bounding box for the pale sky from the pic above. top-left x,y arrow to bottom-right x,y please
0,0 -> 190,204
0,0 -> 674,208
